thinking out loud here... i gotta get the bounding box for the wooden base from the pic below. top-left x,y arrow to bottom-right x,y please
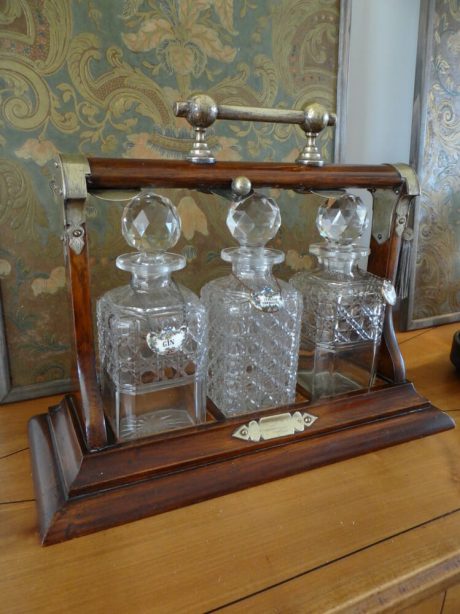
28,383 -> 454,545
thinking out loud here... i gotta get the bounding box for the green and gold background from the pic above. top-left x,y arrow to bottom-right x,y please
0,0 -> 340,396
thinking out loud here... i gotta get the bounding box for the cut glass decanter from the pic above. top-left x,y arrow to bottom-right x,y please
201,190 -> 302,417
97,189 -> 207,441
290,193 -> 396,400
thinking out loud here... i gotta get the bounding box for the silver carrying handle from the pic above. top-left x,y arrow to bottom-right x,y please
173,94 -> 336,166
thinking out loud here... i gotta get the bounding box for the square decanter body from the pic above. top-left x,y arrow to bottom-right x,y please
291,268 -> 386,400
97,282 -> 207,441
201,276 -> 302,416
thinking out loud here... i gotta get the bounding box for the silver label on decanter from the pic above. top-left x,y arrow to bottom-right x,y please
146,325 -> 187,355
250,286 -> 284,312
381,280 -> 397,306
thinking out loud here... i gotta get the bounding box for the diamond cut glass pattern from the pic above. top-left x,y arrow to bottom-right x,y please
122,189 -> 181,252
202,278 -> 301,416
291,193 -> 392,400
227,193 -> 281,247
317,193 -> 368,245
97,190 -> 207,441
132,209 -> 150,237
202,190 -> 302,417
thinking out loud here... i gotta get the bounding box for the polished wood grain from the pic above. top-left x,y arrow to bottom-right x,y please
218,510 -> 460,613
28,382 -> 453,544
444,582 -> 460,613
400,323 -> 460,413
0,449 -> 34,503
87,158 -> 403,190
4,423 -> 460,611
400,592 -> 446,614
41,384 -> 446,495
0,394 -> 57,457
1,323 -> 460,612
66,224 -> 107,450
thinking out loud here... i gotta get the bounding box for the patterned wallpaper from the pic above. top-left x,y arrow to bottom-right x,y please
0,0 -> 340,392
412,0 -> 460,322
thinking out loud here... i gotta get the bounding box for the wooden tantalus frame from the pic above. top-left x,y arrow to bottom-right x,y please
28,158 -> 454,545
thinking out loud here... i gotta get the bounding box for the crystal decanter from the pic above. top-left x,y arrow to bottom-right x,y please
200,189 -> 302,417
290,193 -> 396,400
97,189 -> 207,441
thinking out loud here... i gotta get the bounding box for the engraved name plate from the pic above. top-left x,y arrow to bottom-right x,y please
233,411 -> 318,442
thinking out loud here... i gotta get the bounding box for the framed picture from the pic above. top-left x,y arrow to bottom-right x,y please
399,0 -> 460,330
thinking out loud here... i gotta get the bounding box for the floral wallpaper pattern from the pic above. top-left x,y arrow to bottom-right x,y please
412,0 -> 460,322
0,0 -> 340,392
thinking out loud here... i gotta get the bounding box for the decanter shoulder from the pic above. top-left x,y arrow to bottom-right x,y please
97,282 -> 205,315
201,274 -> 236,296
175,283 -> 204,309
97,284 -> 133,309
291,267 -> 380,290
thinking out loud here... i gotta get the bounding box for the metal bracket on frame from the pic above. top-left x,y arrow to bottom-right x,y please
51,154 -> 91,256
371,163 -> 420,245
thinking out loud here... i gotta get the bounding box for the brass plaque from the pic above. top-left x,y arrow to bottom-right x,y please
232,411 -> 318,442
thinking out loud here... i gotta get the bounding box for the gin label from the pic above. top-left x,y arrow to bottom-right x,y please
146,325 -> 187,355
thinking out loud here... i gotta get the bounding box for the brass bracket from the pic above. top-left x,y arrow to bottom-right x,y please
391,163 -> 420,239
174,94 -> 336,166
390,163 -> 420,196
371,189 -> 401,245
51,154 -> 91,255
371,163 -> 420,245
232,411 -> 318,442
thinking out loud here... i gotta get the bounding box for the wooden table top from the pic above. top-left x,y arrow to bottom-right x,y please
1,323 -> 460,613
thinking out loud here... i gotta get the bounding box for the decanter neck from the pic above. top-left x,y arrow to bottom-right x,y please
316,255 -> 357,276
310,243 -> 369,277
130,272 -> 172,292
116,251 -> 186,280
221,246 -> 284,278
232,261 -> 274,280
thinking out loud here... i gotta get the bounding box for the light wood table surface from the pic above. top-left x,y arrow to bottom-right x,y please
1,323 -> 460,613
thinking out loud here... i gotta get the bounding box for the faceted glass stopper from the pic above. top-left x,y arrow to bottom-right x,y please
227,192 -> 281,247
122,190 -> 181,252
316,193 -> 368,245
